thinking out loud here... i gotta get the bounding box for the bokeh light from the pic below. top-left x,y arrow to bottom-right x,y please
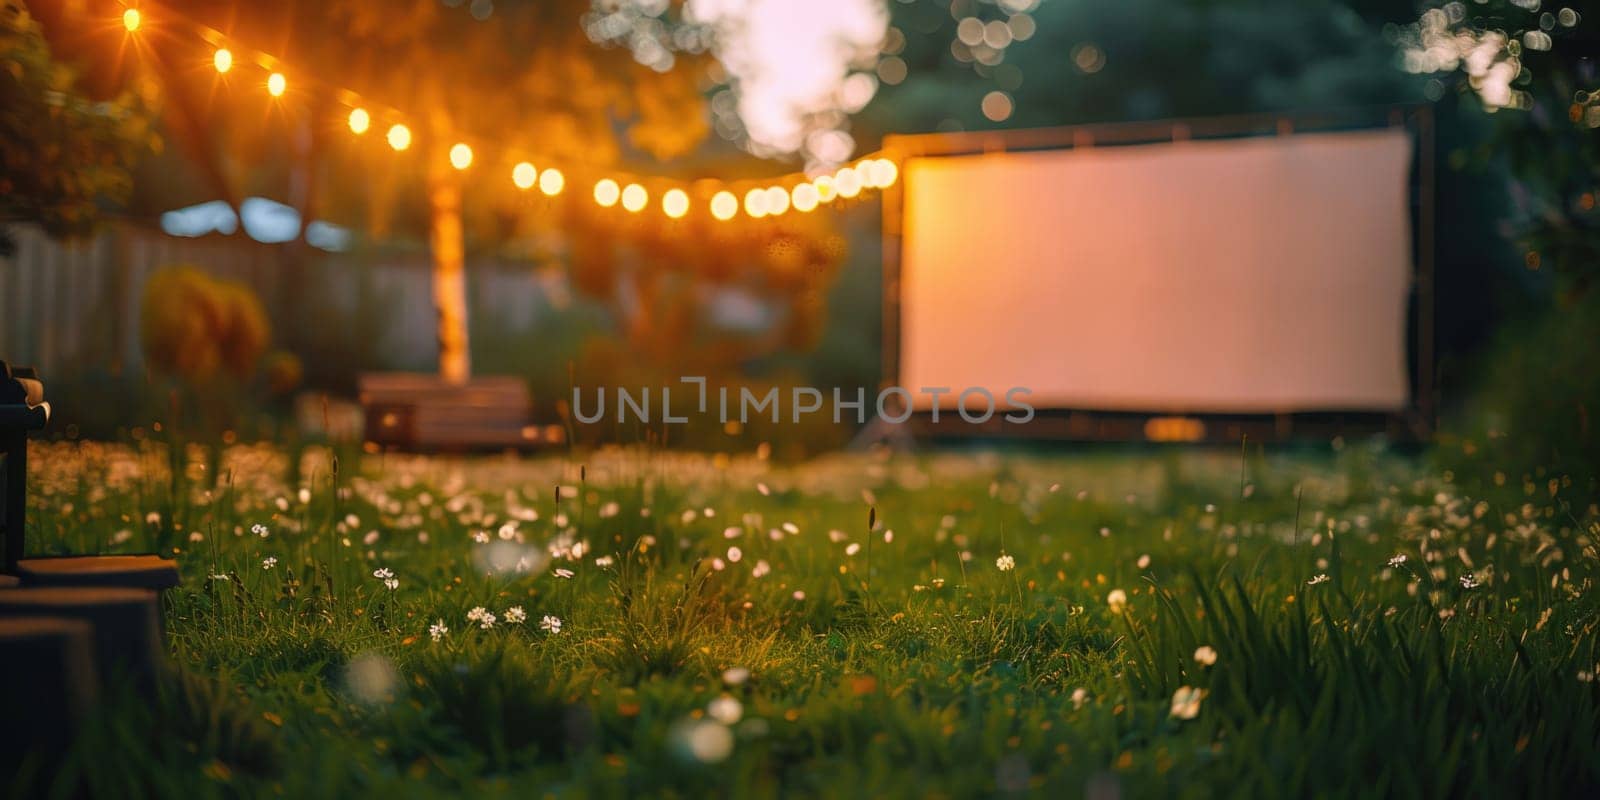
512,162 -> 536,190
710,191 -> 738,220
982,91 -> 1014,122
814,175 -> 837,203
743,188 -> 770,218
663,188 -> 689,219
765,186 -> 790,216
267,72 -> 287,97
594,179 -> 621,207
449,143 -> 473,170
834,167 -> 861,198
347,108 -> 370,134
122,8 -> 141,32
621,183 -> 648,212
386,123 -> 411,151
538,168 -> 564,196
792,183 -> 819,212
213,48 -> 233,74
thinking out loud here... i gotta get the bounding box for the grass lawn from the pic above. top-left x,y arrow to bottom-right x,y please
13,440 -> 1600,798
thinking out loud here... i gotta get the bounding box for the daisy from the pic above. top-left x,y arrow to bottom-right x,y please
505,606 -> 527,624
1169,686 -> 1207,720
995,554 -> 1015,572
252,523 -> 269,538
1106,588 -> 1128,614
540,615 -> 562,634
429,620 -> 449,642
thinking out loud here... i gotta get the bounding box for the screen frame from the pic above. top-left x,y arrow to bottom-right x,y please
878,106 -> 1436,443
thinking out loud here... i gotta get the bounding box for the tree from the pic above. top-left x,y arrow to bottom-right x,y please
169,0 -> 719,383
30,0 -> 717,382
0,1 -> 159,240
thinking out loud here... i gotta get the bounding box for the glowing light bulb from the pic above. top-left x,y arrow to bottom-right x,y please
743,188 -> 770,218
512,162 -> 536,190
267,72 -> 287,97
662,188 -> 689,219
347,108 -> 370,134
538,168 -> 564,196
594,179 -> 620,207
387,123 -> 412,151
213,48 -> 233,74
877,158 -> 898,187
621,183 -> 648,213
814,175 -> 837,203
792,183 -> 819,213
765,186 -> 790,216
835,167 -> 862,198
710,191 -> 738,221
449,143 -> 473,170
122,8 -> 141,32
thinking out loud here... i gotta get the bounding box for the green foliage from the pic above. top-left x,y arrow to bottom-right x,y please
0,1 -> 159,237
1439,287 -> 1600,500
14,443 -> 1600,796
1406,0 -> 1600,294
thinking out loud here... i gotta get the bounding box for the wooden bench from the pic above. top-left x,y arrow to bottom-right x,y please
357,372 -> 563,451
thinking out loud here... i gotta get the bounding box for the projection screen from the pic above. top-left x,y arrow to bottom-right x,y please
896,127 -> 1415,415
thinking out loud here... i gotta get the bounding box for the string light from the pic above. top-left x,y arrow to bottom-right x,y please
662,188 -> 689,219
835,166 -> 862,198
108,4 -> 902,223
764,186 -> 789,216
387,123 -> 411,151
710,191 -> 738,220
620,183 -> 648,213
512,162 -> 537,190
744,188 -> 770,219
814,175 -> 837,203
538,168 -> 564,196
792,183 -> 819,212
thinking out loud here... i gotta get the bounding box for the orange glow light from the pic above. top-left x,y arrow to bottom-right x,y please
387,123 -> 412,151
539,168 -> 564,196
347,108 -> 370,134
835,167 -> 861,198
122,8 -> 142,32
765,186 -> 790,216
662,188 -> 689,219
449,143 -> 473,170
213,48 -> 233,74
594,179 -> 621,207
814,175 -> 837,203
512,162 -> 536,190
791,183 -> 819,212
621,183 -> 648,213
710,191 -> 738,220
743,188 -> 770,218
267,72 -> 287,97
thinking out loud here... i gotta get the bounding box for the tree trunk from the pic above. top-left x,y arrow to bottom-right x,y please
428,179 -> 471,383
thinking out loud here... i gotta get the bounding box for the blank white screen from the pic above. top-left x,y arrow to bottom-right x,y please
898,128 -> 1414,413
